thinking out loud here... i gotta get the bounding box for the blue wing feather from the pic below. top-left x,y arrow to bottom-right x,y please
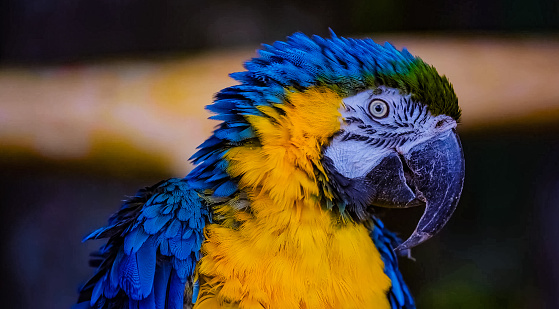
152,263 -> 170,309
167,272 -> 185,309
371,217 -> 416,309
75,178 -> 211,309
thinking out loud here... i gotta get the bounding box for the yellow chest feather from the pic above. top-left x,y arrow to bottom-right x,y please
194,197 -> 391,309
194,87 -> 391,308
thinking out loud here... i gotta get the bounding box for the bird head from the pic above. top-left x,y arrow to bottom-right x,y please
187,32 -> 464,251
323,85 -> 463,250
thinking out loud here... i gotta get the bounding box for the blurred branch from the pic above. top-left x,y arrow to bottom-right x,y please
1,35 -> 558,173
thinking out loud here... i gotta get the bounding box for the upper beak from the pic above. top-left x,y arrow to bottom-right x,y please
368,129 -> 465,251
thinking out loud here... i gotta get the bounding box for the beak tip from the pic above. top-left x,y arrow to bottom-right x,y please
395,231 -> 433,252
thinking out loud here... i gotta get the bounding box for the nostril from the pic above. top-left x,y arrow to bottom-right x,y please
435,119 -> 446,128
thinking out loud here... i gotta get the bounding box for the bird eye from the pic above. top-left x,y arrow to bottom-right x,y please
369,99 -> 389,118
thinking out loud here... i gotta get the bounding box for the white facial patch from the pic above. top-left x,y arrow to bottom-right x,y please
324,139 -> 391,178
323,86 -> 457,179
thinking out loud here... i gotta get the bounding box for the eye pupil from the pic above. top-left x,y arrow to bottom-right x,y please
369,99 -> 389,118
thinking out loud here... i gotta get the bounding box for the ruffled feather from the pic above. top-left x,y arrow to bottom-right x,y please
75,178 -> 211,309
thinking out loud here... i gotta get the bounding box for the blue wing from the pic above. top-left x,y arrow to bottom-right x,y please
371,217 -> 416,309
75,178 -> 211,309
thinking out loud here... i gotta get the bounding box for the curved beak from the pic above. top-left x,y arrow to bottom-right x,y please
396,129 -> 465,251
367,129 -> 465,251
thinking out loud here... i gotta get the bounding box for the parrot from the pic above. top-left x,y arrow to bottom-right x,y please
75,31 -> 464,309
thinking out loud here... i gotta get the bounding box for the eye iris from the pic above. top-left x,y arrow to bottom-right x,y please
370,100 -> 388,118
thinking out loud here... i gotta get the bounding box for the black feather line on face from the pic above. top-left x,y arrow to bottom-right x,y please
346,116 -> 364,124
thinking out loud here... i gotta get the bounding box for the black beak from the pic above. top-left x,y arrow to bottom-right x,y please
397,129 -> 465,250
366,129 -> 465,251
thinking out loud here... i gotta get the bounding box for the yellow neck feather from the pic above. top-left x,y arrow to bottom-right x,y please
195,87 -> 391,308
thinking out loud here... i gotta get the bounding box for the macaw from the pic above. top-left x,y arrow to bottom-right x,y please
75,31 -> 464,309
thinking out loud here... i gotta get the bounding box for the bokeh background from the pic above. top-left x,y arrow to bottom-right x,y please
1,1 -> 559,308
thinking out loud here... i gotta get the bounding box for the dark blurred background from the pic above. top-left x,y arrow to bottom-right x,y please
2,0 -> 559,63
1,1 -> 559,308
